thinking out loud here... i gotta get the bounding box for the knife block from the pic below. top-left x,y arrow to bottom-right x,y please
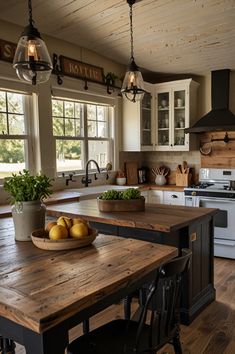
176,173 -> 191,187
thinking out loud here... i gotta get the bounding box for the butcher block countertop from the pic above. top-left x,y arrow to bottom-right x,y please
47,199 -> 217,233
0,184 -> 184,218
139,184 -> 184,192
0,218 -> 177,336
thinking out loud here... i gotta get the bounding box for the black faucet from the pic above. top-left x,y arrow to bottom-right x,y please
66,173 -> 76,186
81,159 -> 101,187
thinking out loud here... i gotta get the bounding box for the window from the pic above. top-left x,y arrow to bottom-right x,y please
52,98 -> 112,173
0,90 -> 30,178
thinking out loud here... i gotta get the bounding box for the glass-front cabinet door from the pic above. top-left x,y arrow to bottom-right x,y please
157,92 -> 170,147
154,79 -> 199,151
141,92 -> 152,147
173,89 -> 186,147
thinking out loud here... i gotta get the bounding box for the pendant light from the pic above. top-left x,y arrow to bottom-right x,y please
13,0 -> 52,85
121,0 -> 145,102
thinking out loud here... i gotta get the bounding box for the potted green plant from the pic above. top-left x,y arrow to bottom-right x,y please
4,169 -> 53,241
104,72 -> 119,87
97,188 -> 145,212
104,72 -> 120,94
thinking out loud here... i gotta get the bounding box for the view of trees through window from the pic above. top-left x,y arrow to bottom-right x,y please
0,93 -> 112,178
0,90 -> 27,178
52,98 -> 111,172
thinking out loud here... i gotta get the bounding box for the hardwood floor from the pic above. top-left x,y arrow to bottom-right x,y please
14,257 -> 235,354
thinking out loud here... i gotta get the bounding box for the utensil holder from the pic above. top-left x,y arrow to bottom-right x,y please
155,175 -> 166,186
176,173 -> 191,187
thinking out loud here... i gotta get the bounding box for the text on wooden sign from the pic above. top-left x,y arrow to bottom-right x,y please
0,39 -> 17,63
60,55 -> 104,84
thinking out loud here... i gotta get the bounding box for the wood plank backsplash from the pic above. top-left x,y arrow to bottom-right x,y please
200,131 -> 235,168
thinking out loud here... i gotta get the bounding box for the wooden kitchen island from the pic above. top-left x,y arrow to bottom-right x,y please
47,199 -> 218,325
0,219 -> 177,354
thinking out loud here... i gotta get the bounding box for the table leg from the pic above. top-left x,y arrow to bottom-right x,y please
23,325 -> 68,354
82,319 -> 90,334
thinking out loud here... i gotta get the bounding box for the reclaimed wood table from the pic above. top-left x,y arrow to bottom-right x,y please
47,199 -> 218,324
0,217 -> 177,354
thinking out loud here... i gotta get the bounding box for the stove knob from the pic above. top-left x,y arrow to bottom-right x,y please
191,191 -> 196,196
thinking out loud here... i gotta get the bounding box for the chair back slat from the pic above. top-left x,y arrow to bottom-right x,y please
134,248 -> 192,353
160,248 -> 191,278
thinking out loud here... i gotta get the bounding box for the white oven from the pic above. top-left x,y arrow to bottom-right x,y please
185,194 -> 235,259
184,168 -> 235,259
199,197 -> 235,259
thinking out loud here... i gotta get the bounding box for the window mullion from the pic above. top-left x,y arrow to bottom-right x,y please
83,104 -> 88,164
63,100 -> 65,136
5,92 -> 10,135
0,134 -> 28,140
96,105 -> 98,138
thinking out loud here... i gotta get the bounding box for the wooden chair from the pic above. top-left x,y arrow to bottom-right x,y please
67,248 -> 191,354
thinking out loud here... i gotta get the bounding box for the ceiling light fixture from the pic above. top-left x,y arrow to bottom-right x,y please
121,0 -> 146,102
13,0 -> 52,85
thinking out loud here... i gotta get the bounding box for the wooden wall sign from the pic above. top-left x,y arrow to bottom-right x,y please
0,39 -> 17,63
0,39 -> 106,87
60,55 -> 104,84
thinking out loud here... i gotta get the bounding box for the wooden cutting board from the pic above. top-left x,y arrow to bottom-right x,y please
125,161 -> 138,185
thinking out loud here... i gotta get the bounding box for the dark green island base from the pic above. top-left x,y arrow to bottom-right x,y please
47,199 -> 218,325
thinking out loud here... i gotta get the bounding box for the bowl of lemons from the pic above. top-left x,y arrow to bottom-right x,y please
31,216 -> 97,250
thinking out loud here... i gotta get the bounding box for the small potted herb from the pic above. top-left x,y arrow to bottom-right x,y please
104,72 -> 119,87
116,170 -> 126,186
4,169 -> 53,241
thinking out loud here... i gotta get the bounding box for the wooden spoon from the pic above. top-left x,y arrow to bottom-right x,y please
182,161 -> 188,174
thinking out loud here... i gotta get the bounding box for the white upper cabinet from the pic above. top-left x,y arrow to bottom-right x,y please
122,79 -> 199,152
122,82 -> 154,151
155,79 -> 199,151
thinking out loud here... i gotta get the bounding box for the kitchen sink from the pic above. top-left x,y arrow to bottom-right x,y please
69,185 -> 138,200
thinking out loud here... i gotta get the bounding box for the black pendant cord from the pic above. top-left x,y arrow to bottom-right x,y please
129,2 -> 134,61
28,0 -> 33,25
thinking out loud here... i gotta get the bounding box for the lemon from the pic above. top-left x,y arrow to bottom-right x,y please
57,216 -> 73,229
70,223 -> 89,238
45,221 -> 57,232
73,218 -> 87,225
49,224 -> 68,240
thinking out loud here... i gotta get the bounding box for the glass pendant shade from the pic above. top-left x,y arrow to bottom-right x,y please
121,58 -> 145,102
13,3 -> 52,85
121,0 -> 145,103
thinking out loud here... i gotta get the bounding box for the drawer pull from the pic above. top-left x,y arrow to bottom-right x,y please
171,194 -> 178,198
190,232 -> 197,242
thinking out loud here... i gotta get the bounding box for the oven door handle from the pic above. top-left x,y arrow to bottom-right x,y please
215,239 -> 235,246
200,197 -> 235,203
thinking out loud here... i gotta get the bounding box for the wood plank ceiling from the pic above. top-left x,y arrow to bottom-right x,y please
1,0 -> 235,75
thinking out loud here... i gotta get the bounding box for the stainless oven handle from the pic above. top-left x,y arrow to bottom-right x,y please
200,197 -> 235,203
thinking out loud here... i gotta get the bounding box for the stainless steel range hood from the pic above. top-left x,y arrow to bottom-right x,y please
185,69 -> 235,133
